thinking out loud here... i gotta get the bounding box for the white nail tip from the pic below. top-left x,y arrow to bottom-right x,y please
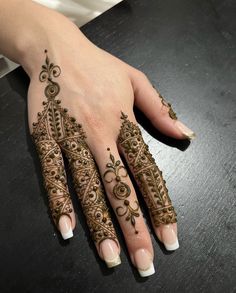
175,121 -> 196,140
138,263 -> 155,277
105,255 -> 121,268
186,132 -> 196,140
180,129 -> 196,140
164,239 -> 179,251
61,229 -> 73,240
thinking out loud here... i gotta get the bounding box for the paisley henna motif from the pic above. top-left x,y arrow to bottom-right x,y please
153,85 -> 177,120
103,149 -> 140,234
32,50 -> 117,244
118,112 -> 177,226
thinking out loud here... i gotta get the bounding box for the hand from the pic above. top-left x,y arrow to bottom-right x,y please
1,0 -> 195,277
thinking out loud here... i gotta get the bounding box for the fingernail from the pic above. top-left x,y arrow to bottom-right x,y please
58,215 -> 73,240
160,224 -> 179,251
175,121 -> 196,140
100,239 -> 121,268
134,249 -> 155,277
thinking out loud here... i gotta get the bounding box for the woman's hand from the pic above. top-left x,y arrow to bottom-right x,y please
0,0 -> 195,277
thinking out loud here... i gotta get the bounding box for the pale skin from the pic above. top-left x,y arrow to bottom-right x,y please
0,0 -> 195,277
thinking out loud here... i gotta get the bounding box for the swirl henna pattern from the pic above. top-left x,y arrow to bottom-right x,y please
118,112 -> 177,226
104,149 -> 140,234
31,50 -> 118,244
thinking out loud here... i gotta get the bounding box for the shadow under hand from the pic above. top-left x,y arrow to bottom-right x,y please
6,67 -> 29,100
134,108 -> 191,151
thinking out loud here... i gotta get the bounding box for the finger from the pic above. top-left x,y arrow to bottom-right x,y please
118,112 -> 179,251
129,70 -> 196,140
91,141 -> 155,277
60,132 -> 121,269
32,136 -> 76,240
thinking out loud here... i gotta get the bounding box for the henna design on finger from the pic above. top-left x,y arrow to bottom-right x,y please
103,148 -> 140,234
31,50 -> 118,244
152,85 -> 178,120
33,140 -> 73,225
63,142 -> 118,244
32,50 -> 73,225
118,112 -> 177,226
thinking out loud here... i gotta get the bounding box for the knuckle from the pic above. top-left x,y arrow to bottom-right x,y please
135,70 -> 149,82
159,103 -> 171,117
104,182 -> 115,198
83,111 -> 104,132
151,103 -> 170,124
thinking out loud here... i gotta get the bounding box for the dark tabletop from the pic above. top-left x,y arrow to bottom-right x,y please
0,0 -> 235,292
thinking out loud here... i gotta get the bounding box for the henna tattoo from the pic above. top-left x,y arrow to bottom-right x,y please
118,112 -> 177,226
32,50 -> 118,244
153,85 -> 178,120
104,148 -> 140,234
33,139 -> 73,225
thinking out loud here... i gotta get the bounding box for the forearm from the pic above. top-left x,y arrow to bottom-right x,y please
0,0 -> 89,76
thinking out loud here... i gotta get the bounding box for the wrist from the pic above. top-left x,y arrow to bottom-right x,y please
0,0 -> 89,78
15,9 -> 80,77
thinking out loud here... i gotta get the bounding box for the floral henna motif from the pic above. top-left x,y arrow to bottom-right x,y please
152,85 -> 177,120
118,112 -> 177,226
103,148 -> 140,234
32,50 -> 117,244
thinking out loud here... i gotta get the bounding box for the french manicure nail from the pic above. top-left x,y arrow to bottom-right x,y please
58,215 -> 73,240
161,224 -> 179,251
100,239 -> 121,268
134,249 -> 155,277
175,121 -> 196,140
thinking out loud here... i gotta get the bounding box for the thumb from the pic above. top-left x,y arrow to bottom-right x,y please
130,70 -> 196,140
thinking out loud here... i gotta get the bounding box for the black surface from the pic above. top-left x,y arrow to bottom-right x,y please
0,0 -> 235,292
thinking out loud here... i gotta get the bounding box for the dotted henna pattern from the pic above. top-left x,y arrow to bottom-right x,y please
103,148 -> 140,234
31,50 -> 117,244
118,112 -> 177,226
